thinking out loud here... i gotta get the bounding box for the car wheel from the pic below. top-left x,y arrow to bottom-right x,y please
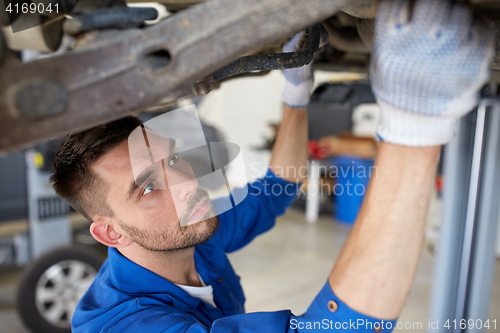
16,246 -> 104,333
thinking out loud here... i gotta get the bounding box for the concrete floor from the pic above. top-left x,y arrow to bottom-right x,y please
0,267 -> 28,333
0,207 -> 499,332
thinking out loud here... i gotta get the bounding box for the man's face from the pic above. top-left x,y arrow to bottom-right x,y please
92,137 -> 219,252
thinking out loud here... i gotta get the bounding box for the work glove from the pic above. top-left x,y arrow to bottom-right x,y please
370,0 -> 494,146
281,32 -> 314,108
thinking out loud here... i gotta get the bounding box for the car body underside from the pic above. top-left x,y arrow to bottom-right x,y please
1,0 -> 500,153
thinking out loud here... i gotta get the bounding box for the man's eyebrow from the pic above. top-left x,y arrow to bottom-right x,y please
127,167 -> 156,200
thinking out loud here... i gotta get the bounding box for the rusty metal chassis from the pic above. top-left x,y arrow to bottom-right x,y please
0,0 -> 351,153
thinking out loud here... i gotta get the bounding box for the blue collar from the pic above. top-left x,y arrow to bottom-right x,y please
107,247 -> 203,313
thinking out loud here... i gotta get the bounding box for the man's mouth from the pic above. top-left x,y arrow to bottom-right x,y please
187,197 -> 210,225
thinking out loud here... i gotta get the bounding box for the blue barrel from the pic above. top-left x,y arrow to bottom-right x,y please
332,156 -> 374,224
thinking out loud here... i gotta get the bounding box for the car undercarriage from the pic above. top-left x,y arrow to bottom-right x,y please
1,0 -> 500,153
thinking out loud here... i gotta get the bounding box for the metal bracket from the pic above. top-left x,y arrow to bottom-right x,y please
211,24 -> 321,82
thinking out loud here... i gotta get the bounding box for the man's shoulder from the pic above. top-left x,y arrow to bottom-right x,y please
72,292 -> 186,333
72,261 -> 183,332
72,261 -> 133,331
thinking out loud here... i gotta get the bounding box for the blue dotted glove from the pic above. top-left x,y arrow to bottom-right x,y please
370,0 -> 494,146
281,32 -> 314,108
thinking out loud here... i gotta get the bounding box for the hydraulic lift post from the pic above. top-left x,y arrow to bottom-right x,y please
429,96 -> 500,332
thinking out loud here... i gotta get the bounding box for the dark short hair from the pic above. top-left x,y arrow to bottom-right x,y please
50,116 -> 143,221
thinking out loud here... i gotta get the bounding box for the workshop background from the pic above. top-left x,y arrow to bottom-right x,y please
1,68 -> 499,332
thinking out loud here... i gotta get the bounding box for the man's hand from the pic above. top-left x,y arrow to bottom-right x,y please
281,32 -> 314,108
268,32 -> 315,183
371,0 -> 494,146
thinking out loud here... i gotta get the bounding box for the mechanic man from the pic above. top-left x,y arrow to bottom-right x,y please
50,0 -> 492,332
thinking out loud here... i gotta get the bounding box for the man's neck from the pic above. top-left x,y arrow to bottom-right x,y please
117,243 -> 202,287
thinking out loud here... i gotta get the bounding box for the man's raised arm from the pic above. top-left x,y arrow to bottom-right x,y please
328,0 -> 493,320
330,142 -> 440,319
269,31 -> 312,183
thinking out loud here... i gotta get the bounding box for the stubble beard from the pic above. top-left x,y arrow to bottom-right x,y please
119,188 -> 220,252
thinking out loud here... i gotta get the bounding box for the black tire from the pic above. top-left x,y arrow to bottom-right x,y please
16,246 -> 105,333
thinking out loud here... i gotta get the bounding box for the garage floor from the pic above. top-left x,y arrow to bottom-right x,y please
0,207 -> 499,332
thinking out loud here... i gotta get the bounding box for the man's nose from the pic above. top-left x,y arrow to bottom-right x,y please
164,164 -> 198,202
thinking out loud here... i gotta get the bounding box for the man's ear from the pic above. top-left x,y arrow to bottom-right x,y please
90,217 -> 133,248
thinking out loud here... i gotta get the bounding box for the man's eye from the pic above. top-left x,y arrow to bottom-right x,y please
169,153 -> 179,167
142,181 -> 157,196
